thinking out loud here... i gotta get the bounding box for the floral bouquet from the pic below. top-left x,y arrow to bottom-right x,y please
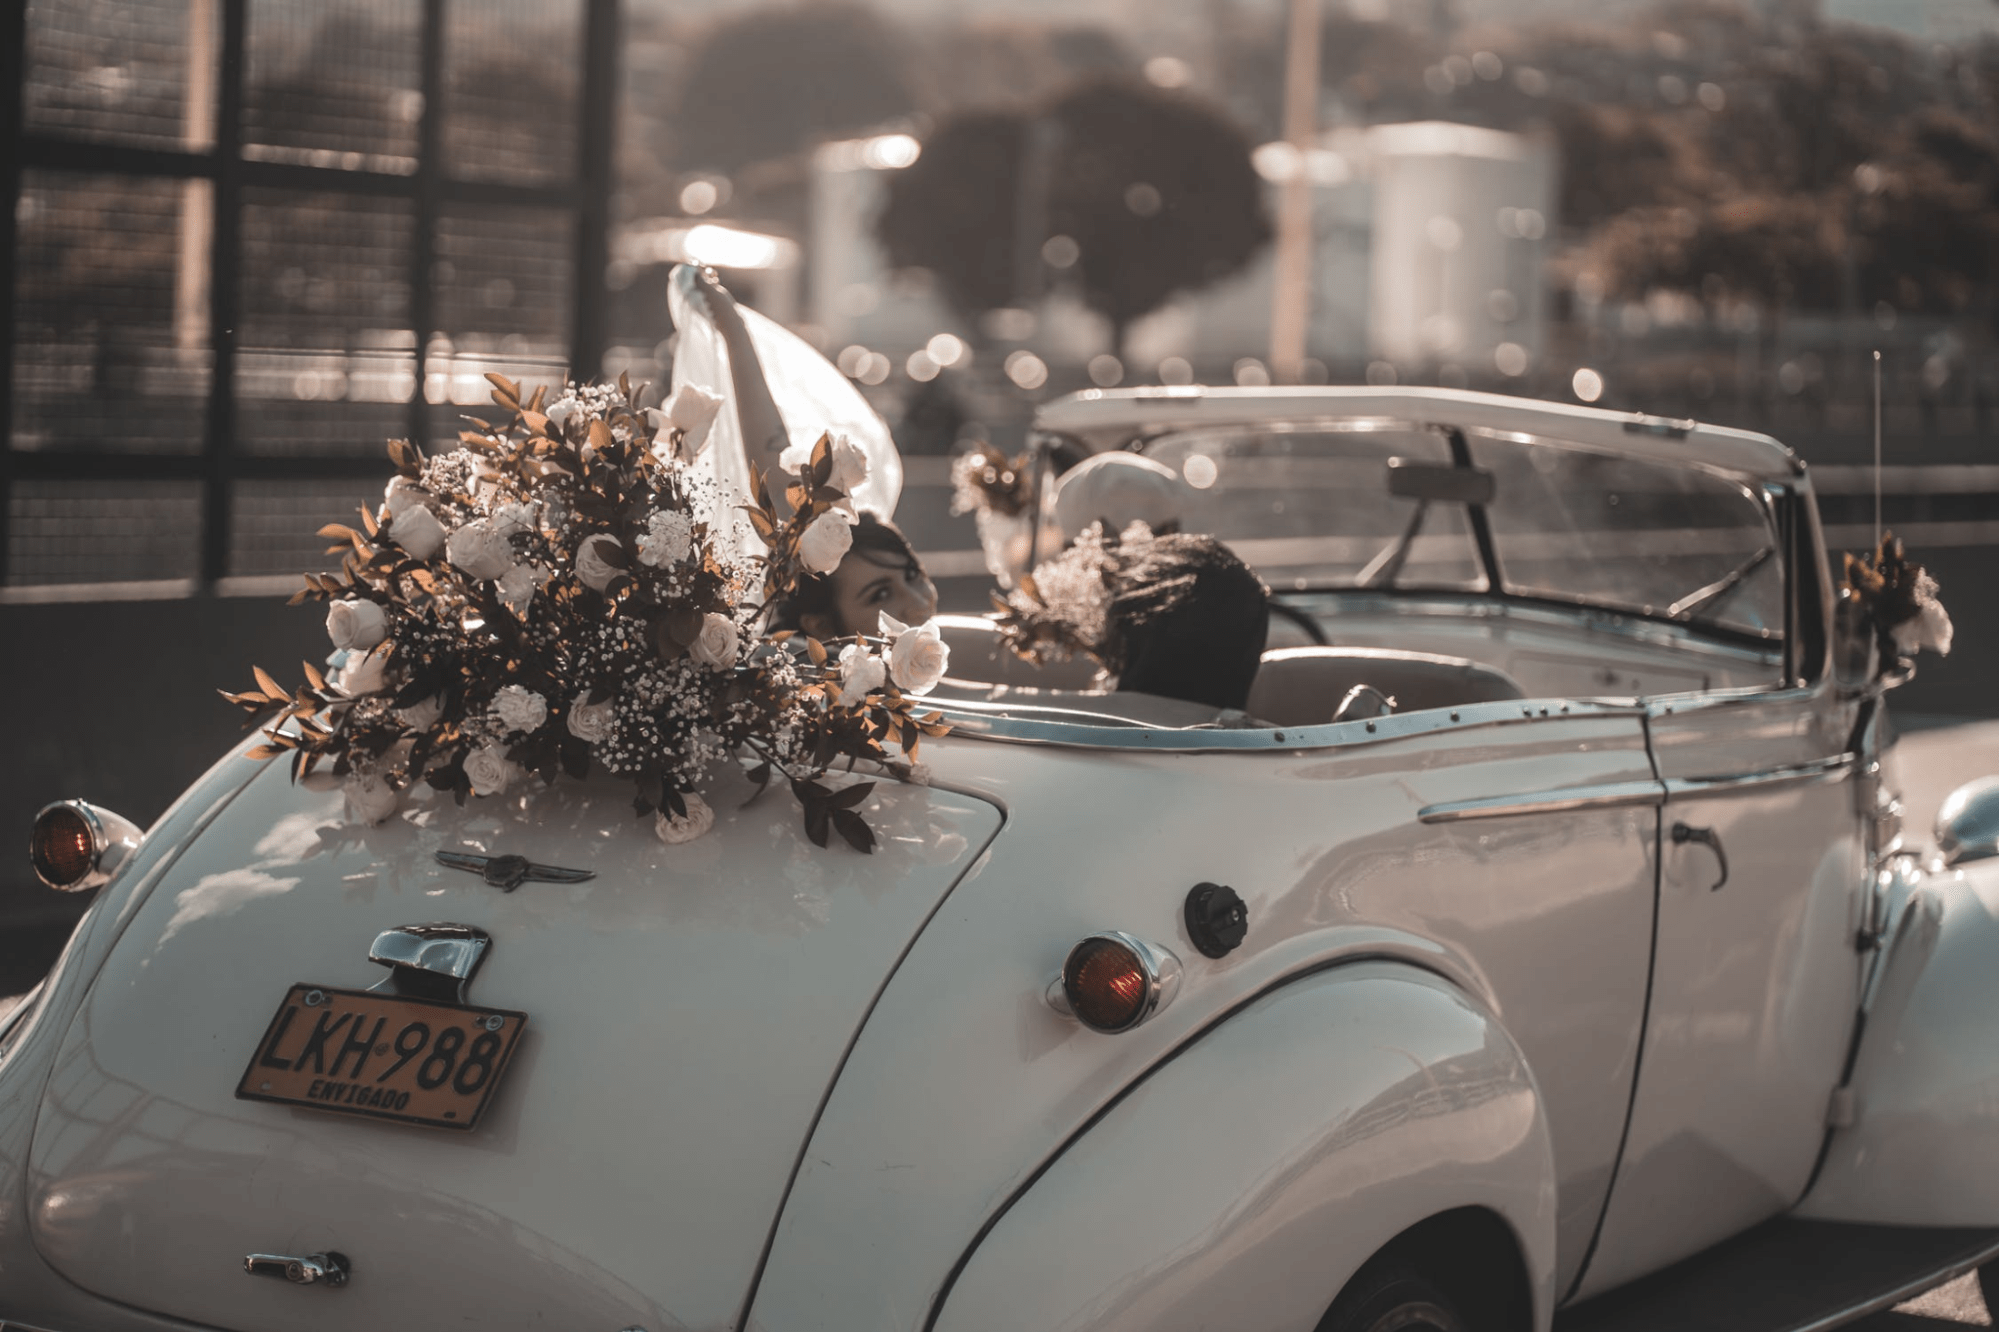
223,372 -> 948,852
1841,531 -> 1953,676
949,443 -> 1043,590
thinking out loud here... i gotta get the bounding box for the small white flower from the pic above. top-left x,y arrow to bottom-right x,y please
383,476 -> 426,518
496,563 -> 539,616
688,611 -> 741,671
447,518 -> 515,581
655,792 -> 715,844
882,613 -> 951,695
797,508 -> 855,574
567,691 -> 615,743
836,642 -> 887,706
464,743 -> 519,797
493,684 -> 548,733
390,504 -> 446,559
1892,572 -> 1954,657
638,509 -> 695,567
336,643 -> 391,697
343,772 -> 398,826
399,695 -> 444,731
828,434 -> 870,494
658,383 -> 724,458
575,534 -> 623,591
325,598 -> 388,651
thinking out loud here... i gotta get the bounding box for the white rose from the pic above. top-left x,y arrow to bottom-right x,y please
325,598 -> 388,651
489,501 -> 537,539
660,383 -> 724,458
545,398 -> 578,430
497,562 -> 538,616
576,534 -> 623,591
882,613 -> 951,695
567,691 -> 615,743
464,743 -> 519,797
383,476 -> 425,518
777,437 -> 814,475
389,504 -> 447,559
688,612 -> 740,671
637,509 -> 694,567
828,434 -> 870,494
836,642 -> 887,707
447,518 -> 515,581
492,684 -> 548,733
655,792 -> 715,844
797,509 -> 855,575
343,773 -> 398,826
398,695 -> 444,731
335,644 -> 391,697
1892,573 -> 1954,657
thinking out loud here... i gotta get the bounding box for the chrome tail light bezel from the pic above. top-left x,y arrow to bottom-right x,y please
1047,931 -> 1183,1034
31,800 -> 142,892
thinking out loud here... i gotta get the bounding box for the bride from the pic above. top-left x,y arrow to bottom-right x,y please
666,265 -> 937,640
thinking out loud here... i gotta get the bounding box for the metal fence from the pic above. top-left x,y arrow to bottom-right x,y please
2,0 -> 618,593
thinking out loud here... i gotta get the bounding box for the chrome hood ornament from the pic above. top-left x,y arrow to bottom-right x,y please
435,850 -> 596,892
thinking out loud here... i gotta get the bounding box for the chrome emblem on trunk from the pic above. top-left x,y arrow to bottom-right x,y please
435,850 -> 596,892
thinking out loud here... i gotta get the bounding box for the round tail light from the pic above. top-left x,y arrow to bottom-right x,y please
31,801 -> 140,892
1054,932 -> 1181,1034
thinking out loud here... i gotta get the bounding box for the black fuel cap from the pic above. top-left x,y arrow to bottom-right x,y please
1183,882 -> 1248,959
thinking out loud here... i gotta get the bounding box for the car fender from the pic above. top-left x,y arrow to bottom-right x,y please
930,960 -> 1558,1331
1797,855 -> 1999,1225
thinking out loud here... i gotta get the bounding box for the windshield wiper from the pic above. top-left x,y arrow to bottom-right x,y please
1667,544 -> 1775,622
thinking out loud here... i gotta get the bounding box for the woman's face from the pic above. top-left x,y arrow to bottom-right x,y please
807,548 -> 937,639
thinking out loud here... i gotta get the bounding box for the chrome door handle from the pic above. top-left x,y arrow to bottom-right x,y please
244,1251 -> 350,1287
1672,822 -> 1730,891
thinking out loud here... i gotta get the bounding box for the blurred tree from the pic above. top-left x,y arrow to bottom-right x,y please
1045,80 -> 1270,353
877,109 -> 1027,319
667,4 -> 918,174
917,21 -> 1135,110
877,80 -> 1269,357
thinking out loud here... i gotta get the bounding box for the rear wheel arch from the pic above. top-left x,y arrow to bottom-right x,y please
1318,1207 -> 1534,1331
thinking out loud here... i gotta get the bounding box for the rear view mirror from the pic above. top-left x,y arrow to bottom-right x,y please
1387,458 -> 1496,506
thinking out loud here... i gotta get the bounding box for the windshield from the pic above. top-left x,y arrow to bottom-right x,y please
1134,419 -> 1783,638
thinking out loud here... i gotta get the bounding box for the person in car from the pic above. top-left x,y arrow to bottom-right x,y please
767,511 -> 938,641
1102,530 -> 1269,714
679,267 -> 937,642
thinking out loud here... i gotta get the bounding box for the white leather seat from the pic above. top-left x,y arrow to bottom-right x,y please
1247,646 -> 1526,726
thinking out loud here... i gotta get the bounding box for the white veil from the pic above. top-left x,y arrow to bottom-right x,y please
666,273 -> 903,563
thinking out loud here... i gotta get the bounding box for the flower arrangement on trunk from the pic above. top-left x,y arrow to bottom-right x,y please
223,373 -> 948,852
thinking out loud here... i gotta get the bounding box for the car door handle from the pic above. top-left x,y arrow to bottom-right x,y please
244,1251 -> 350,1287
1672,822 -> 1730,891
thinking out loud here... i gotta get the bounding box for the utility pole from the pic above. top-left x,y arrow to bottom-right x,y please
1268,0 -> 1321,384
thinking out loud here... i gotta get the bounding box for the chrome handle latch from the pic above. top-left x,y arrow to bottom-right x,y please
1672,821 -> 1730,892
244,1251 -> 350,1287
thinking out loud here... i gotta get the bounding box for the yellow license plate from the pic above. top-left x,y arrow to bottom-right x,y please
235,984 -> 527,1131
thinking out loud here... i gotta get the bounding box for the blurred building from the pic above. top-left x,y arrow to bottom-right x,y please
1123,120 -> 1555,381
1361,120 -> 1556,375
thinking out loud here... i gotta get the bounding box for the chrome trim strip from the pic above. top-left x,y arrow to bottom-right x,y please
1798,1231 -> 1999,1331
1417,779 -> 1666,824
929,695 -> 1645,753
1664,754 -> 1857,799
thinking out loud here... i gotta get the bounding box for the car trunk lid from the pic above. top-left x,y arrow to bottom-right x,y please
27,758 -> 1000,1330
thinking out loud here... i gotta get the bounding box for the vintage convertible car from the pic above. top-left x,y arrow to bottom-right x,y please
6,385 -> 1999,1330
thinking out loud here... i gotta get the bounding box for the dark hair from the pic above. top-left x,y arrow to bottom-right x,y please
1105,534 -> 1268,711
768,512 -> 925,635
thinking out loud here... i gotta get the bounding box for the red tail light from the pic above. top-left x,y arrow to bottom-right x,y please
30,801 -> 140,892
1058,933 -> 1181,1034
